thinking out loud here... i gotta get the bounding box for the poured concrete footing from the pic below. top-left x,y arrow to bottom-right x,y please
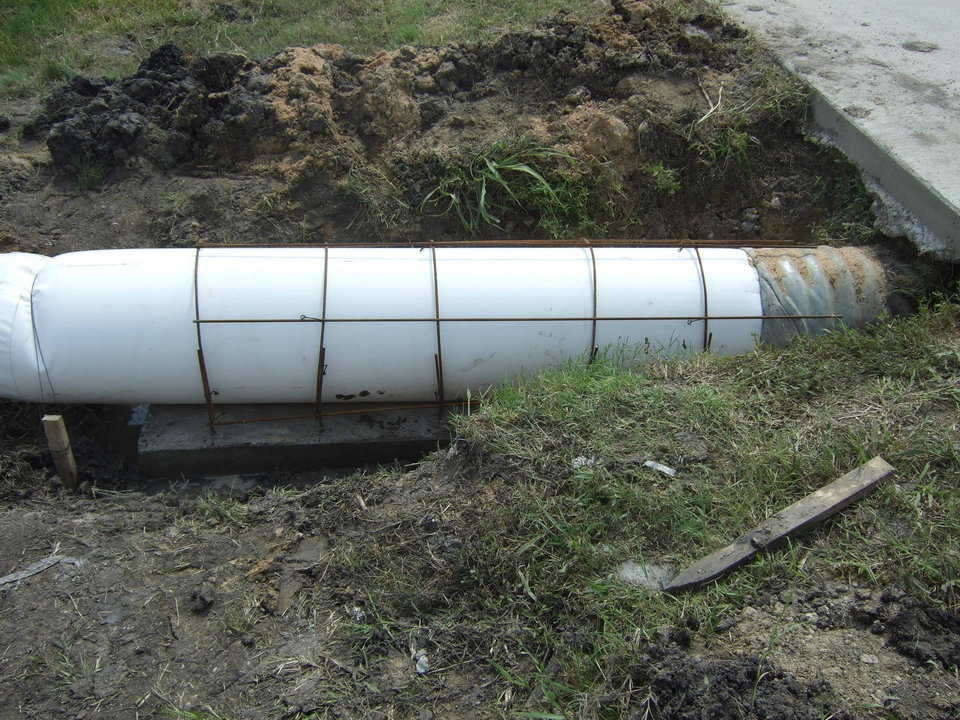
136,404 -> 451,477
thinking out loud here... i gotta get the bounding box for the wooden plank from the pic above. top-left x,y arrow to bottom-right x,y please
663,456 -> 895,593
41,414 -> 78,489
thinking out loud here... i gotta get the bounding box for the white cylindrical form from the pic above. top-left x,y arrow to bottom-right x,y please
0,245 -> 884,405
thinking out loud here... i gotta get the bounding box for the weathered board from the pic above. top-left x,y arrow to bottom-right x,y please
42,414 -> 78,489
663,456 -> 895,593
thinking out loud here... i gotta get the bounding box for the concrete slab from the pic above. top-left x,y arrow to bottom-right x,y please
722,0 -> 960,260
137,404 -> 451,477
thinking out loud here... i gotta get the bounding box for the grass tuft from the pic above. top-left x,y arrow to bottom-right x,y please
647,161 -> 682,195
810,151 -> 878,244
421,138 -> 598,237
72,158 -> 105,191
345,162 -> 413,232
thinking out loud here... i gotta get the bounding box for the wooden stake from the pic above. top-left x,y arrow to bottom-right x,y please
41,415 -> 78,489
663,456 -> 895,593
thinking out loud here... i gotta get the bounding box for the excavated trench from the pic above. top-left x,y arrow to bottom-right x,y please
4,2 -> 895,252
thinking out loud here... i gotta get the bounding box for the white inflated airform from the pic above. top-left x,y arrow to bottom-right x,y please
0,245 -> 886,404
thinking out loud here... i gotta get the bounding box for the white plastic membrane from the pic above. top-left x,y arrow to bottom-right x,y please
0,252 -> 51,401
0,246 -> 766,404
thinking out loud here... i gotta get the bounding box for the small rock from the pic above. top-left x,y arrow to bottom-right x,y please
412,648 -> 429,674
433,60 -> 458,92
843,105 -> 872,119
681,24 -> 713,51
741,220 -> 757,234
826,581 -> 849,597
715,615 -> 738,632
189,583 -> 217,614
98,608 -> 125,625
571,455 -> 599,470
643,460 -> 676,477
420,514 -> 440,533
615,560 -> 673,590
860,653 -> 879,665
438,536 -> 463,554
881,587 -> 905,603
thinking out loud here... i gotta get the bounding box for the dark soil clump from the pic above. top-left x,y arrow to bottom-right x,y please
23,45 -> 264,173
631,645 -> 850,719
886,600 -> 960,668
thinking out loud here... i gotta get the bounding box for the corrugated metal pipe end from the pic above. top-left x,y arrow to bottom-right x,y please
746,246 -> 888,346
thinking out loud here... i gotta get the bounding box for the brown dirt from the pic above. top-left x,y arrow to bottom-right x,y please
2,438 -> 959,719
703,583 -> 960,718
2,3 -> 867,254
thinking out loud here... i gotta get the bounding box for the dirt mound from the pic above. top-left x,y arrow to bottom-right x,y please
633,645 -> 849,720
885,599 -> 960,668
15,4 -> 861,245
23,44 -> 264,172
710,583 -> 960,719
24,9 -> 746,176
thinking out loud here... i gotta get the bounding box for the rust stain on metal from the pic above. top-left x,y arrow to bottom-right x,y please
196,239 -> 817,250
748,245 -> 886,303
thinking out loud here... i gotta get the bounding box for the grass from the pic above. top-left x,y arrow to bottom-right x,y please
311,299 -> 960,716
195,490 -> 250,529
106,298 -> 952,717
345,162 -> 414,232
686,63 -> 809,177
810,149 -> 878,244
0,0 -> 598,98
646,161 -> 681,196
73,158 -> 105,190
422,138 -> 601,236
164,707 -> 230,720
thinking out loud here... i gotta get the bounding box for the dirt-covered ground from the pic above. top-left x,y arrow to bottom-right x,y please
1,407 -> 959,719
2,1 -> 959,719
